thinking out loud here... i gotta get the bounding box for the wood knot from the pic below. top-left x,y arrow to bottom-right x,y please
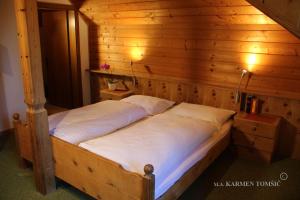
212,90 -> 216,96
283,103 -> 288,107
87,166 -> 93,173
177,86 -> 182,92
144,164 -> 154,175
13,113 -> 20,120
148,81 -> 152,87
81,186 -> 86,192
107,182 -> 115,188
72,160 -> 78,166
287,111 -> 292,116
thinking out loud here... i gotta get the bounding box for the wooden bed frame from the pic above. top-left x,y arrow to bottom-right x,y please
13,113 -> 231,200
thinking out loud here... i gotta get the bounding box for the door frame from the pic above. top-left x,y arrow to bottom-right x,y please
38,2 -> 83,108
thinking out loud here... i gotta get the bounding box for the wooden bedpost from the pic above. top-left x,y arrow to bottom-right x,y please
144,164 -> 155,200
13,113 -> 28,168
14,0 -> 56,194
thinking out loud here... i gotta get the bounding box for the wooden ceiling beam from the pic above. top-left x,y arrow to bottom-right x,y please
246,0 -> 300,39
14,0 -> 56,194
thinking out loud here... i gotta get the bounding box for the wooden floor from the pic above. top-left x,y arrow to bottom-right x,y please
45,104 -> 68,115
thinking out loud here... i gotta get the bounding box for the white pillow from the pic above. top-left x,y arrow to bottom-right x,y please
167,102 -> 235,129
121,95 -> 175,115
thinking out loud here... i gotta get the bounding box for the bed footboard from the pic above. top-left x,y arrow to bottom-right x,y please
13,113 -> 33,167
52,137 -> 155,200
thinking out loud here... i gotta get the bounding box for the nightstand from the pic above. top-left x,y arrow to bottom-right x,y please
232,112 -> 281,163
100,89 -> 134,101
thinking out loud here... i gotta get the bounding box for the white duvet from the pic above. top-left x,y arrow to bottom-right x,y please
79,112 -> 218,198
48,100 -> 147,144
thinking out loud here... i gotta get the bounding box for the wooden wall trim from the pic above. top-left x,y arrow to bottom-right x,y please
91,70 -> 300,101
14,0 -> 56,194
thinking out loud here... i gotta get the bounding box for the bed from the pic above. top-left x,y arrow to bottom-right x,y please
13,96 -> 235,200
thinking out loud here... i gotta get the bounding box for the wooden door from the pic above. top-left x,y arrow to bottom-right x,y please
40,10 -> 73,108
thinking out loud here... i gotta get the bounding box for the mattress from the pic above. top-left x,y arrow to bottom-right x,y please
48,100 -> 148,144
157,120 -> 232,198
79,112 -> 232,198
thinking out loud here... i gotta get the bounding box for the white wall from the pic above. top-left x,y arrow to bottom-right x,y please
0,0 -> 26,131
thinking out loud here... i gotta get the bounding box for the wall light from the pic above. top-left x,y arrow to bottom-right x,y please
131,47 -> 144,62
130,47 -> 144,87
235,69 -> 249,104
247,54 -> 257,72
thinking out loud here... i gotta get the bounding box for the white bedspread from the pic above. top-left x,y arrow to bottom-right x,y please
48,100 -> 147,144
79,112 -> 218,198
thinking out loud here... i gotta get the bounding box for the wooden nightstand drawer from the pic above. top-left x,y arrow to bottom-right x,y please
232,130 -> 275,152
235,146 -> 272,163
234,119 -> 277,139
233,112 -> 281,163
101,92 -> 119,100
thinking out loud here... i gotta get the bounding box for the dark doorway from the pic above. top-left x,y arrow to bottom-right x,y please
38,3 -> 82,109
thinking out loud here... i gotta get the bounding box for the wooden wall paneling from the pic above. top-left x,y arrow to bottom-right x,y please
187,84 -> 204,105
170,83 -> 189,103
133,77 -> 143,95
202,87 -> 220,108
156,80 -> 171,100
141,78 -> 157,96
14,0 -> 56,194
80,0 -> 300,100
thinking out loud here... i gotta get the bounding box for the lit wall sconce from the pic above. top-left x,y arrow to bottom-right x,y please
246,54 -> 257,72
130,47 -> 144,88
235,69 -> 249,104
130,60 -> 137,87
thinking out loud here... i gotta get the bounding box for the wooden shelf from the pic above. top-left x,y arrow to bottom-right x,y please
89,69 -> 133,79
